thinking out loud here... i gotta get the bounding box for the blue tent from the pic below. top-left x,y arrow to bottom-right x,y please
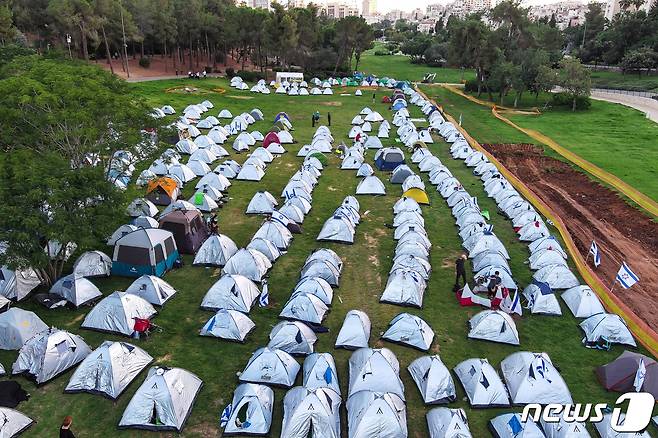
112,229 -> 179,277
392,101 -> 406,111
374,148 -> 405,171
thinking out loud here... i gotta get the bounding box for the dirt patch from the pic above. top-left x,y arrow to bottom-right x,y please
186,422 -> 217,437
483,143 -> 658,328
368,254 -> 380,268
321,101 -> 342,107
226,95 -> 254,100
158,353 -> 173,362
327,186 -> 338,191
65,314 -> 85,326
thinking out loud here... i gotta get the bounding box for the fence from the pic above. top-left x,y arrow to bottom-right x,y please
592,87 -> 658,99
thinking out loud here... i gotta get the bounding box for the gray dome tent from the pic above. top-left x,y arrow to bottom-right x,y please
281,387 -> 341,438
72,251 -> 112,278
65,341 -> 153,399
540,417 -> 590,438
119,366 -> 203,432
391,165 -> 415,184
501,351 -> 572,405
0,264 -> 41,302
193,234 -> 238,267
200,309 -> 255,342
408,355 -> 456,404
348,348 -> 404,399
335,310 -> 370,350
49,274 -> 102,307
82,292 -> 157,336
453,358 -> 510,407
0,408 -> 33,437
200,274 -> 261,313
426,408 -> 472,438
125,275 -> 177,306
246,191 -> 278,214
533,264 -> 579,290
12,328 -> 92,384
300,259 -> 341,287
489,413 -> 543,438
382,313 -> 434,351
253,221 -> 293,250
223,383 -> 274,436
468,310 -> 520,345
247,238 -> 282,263
0,308 -> 47,350
380,268 -> 426,308
279,293 -> 328,325
239,347 -> 300,387
302,353 -> 340,393
356,175 -> 386,195
268,320 -> 317,355
347,391 -> 407,438
561,285 -> 605,318
317,216 -> 355,244
580,313 -> 636,347
223,249 -> 272,283
523,281 -> 562,316
292,277 -> 333,306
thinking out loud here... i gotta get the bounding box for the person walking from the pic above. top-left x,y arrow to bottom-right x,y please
60,416 -> 76,438
455,254 -> 467,287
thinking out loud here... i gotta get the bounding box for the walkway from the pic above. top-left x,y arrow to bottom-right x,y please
591,90 -> 658,123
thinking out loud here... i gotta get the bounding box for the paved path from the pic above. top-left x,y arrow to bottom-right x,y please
591,90 -> 658,123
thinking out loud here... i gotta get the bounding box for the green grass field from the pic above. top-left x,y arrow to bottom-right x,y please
590,69 -> 658,92
1,78 -> 653,438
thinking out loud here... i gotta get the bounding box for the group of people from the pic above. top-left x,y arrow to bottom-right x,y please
455,254 -> 501,299
186,70 -> 208,79
311,110 -> 330,127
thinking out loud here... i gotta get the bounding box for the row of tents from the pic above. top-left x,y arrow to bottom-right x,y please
317,196 -> 361,244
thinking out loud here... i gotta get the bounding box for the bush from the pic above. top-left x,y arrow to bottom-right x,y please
225,67 -> 235,78
550,92 -> 591,110
138,57 -> 150,68
374,50 -> 390,56
237,70 -> 265,82
464,79 -> 479,92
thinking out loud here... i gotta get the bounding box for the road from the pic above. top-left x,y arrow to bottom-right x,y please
590,90 -> 658,123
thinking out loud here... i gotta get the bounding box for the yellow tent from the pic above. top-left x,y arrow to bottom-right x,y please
403,188 -> 430,205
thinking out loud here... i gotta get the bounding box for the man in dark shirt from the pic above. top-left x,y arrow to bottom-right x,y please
487,271 -> 502,299
455,254 -> 467,287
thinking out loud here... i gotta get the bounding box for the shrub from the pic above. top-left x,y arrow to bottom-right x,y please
464,79 -> 479,92
225,67 -> 235,78
236,70 -> 266,82
550,92 -> 591,110
138,57 -> 150,68
374,50 -> 390,56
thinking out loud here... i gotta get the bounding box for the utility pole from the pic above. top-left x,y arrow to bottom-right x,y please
120,0 -> 130,78
66,34 -> 72,59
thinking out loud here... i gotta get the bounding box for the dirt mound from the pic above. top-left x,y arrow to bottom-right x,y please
483,143 -> 658,328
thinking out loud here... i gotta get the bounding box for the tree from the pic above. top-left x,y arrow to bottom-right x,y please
620,47 -> 657,77
557,57 -> 591,111
534,64 -> 558,103
0,3 -> 18,45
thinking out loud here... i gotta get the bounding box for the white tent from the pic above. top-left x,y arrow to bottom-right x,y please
268,320 -> 317,355
253,221 -> 292,250
453,358 -> 510,407
347,391 -> 407,438
356,176 -> 386,195
426,408 -> 472,438
468,310 -> 520,345
302,353 -> 340,393
82,292 -> 157,336
125,275 -> 177,306
200,274 -> 261,313
193,234 -> 238,267
561,285 -> 605,318
335,310 -> 370,350
489,413 -> 544,438
247,238 -> 281,263
224,249 -> 272,282
200,309 -> 255,342
0,264 -> 41,302
119,367 -> 203,432
533,264 -> 579,290
317,216 -> 355,244
292,277 -> 333,306
239,347 -> 300,387
237,164 -> 266,181
127,198 -> 159,217
348,348 -> 405,399
72,250 -> 112,278
50,274 -> 102,307
280,293 -> 328,325
281,387 -> 341,438
223,383 -> 274,435
65,341 -> 153,399
12,328 -> 92,384
594,413 -> 651,438
0,407 -> 33,436
523,281 -> 562,315
540,417 -> 590,438
501,351 -> 572,405
580,313 -> 636,347
382,313 -> 434,351
0,308 -> 47,350
408,355 -> 456,404
380,268 -> 426,308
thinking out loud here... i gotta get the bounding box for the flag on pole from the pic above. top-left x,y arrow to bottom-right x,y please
634,359 -> 646,392
616,262 -> 639,289
589,241 -> 601,267
259,281 -> 269,307
483,224 -> 494,233
220,403 -> 233,428
501,290 -> 522,316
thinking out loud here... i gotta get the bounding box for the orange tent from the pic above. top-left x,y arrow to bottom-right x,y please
146,177 -> 180,205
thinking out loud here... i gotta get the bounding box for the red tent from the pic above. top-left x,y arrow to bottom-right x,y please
263,131 -> 281,148
381,96 -> 391,103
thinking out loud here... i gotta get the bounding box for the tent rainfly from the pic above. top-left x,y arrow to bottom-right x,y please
346,391 -> 407,438
453,358 -> 510,407
82,292 -> 157,336
426,408 -> 473,438
268,320 -> 317,356
302,353 -> 340,393
468,310 -> 520,345
223,383 -> 274,435
580,313 -> 636,347
49,274 -> 102,307
239,347 -> 300,387
223,249 -> 272,283
125,275 -> 177,306
382,313 -> 434,351
348,348 -> 405,399
200,274 -> 261,313
408,355 -> 457,404
335,310 -> 370,350
193,234 -> 238,267
200,309 -> 255,342
281,387 -> 341,438
500,351 -> 572,405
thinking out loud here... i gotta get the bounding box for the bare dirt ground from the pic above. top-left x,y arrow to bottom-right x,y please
482,143 -> 658,329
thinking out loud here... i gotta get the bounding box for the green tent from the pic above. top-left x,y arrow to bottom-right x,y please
308,152 -> 328,166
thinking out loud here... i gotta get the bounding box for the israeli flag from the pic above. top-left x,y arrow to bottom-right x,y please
634,359 -> 646,392
616,262 -> 639,289
506,291 -> 522,316
271,210 -> 289,227
589,241 -> 601,267
259,282 -> 269,307
470,197 -> 479,211
483,224 -> 494,233
220,403 -> 232,428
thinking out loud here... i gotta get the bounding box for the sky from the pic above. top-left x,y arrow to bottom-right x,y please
374,0 -> 584,13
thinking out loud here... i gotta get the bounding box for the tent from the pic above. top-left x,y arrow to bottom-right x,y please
127,198 -> 159,217
112,229 -> 179,277
279,293 -> 328,325
187,192 -> 218,212
247,238 -> 282,263
133,215 -> 159,229
119,367 -> 203,432
348,348 -> 405,398
158,210 -> 209,254
391,165 -> 415,184
49,274 -> 102,307
453,358 -> 510,407
561,285 -> 605,318
237,164 -> 266,181
82,292 -> 157,336
268,320 -> 317,355
146,177 -> 180,206
281,387 -> 341,438
302,353 -> 340,393
65,341 -> 153,399
0,308 -> 47,350
356,163 -> 374,177
356,176 -> 386,195
595,350 -> 658,398
489,413 -> 544,438
317,216 -> 355,244
533,264 -> 579,290
200,274 -> 261,313
224,249 -> 272,283
0,408 -> 33,437
408,355 -> 456,404
335,310 -> 370,350
522,280 -> 562,316
382,313 -> 434,351
426,408 -> 472,438
200,309 -> 255,342
468,310 -> 520,345
580,313 -> 636,347
380,268 -> 426,308
0,265 -> 41,302
594,412 -> 652,438
346,391 -> 407,438
403,188 -> 430,205
12,328 -> 92,384
193,234 -> 238,267
72,251 -> 112,278
246,191 -> 278,214
501,352 -> 572,405
239,347 -> 300,387
125,275 -> 177,306
223,383 -> 274,435
196,172 -> 231,191
540,418 -> 590,438
374,148 -> 405,171
253,221 -> 292,250
292,277 -> 333,306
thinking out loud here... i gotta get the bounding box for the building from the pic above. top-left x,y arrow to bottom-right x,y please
384,9 -> 405,21
361,0 -> 377,15
418,19 -> 437,33
426,3 -> 446,17
605,0 -> 656,20
462,0 -> 491,14
251,0 -> 270,8
288,0 -> 307,7
322,1 -> 359,18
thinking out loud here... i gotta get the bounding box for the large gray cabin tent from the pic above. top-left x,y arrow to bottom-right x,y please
561,285 -> 605,318
489,413 -> 544,438
12,328 -> 91,384
356,175 -> 386,195
268,321 -> 317,355
501,352 -> 572,405
200,309 -> 255,342
81,292 -> 157,336
347,391 -> 407,438
0,308 -> 47,350
335,310 -> 371,350
292,277 -> 333,306
0,408 -> 34,437
453,358 -> 510,407
49,274 -> 102,307
239,347 -> 300,387
119,366 -> 203,432
302,353 -> 340,393
223,249 -> 272,283
200,274 -> 261,313
426,408 -> 472,438
65,341 -> 153,399
468,310 -> 520,345
580,313 -> 636,347
382,313 -> 434,351
193,234 -> 238,267
223,383 -> 274,436
281,387 -> 341,438
540,417 -> 590,438
72,251 -> 112,278
348,348 -> 405,399
408,355 -> 456,404
279,293 -> 328,325
124,275 -> 177,306
317,216 -> 355,244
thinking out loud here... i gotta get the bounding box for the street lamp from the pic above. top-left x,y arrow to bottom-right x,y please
66,34 -> 72,59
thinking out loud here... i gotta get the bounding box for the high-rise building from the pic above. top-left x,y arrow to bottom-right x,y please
605,0 -> 655,20
461,0 -> 491,14
361,0 -> 377,15
322,1 -> 359,18
251,0 -> 270,8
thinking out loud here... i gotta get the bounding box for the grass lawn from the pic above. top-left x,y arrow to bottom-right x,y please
590,69 -> 658,92
358,42 -> 476,84
1,77 -> 654,437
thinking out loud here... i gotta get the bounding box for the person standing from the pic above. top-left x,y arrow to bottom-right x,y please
372,92 -> 376,103
455,254 -> 467,287
487,271 -> 502,300
311,113 -> 315,127
60,416 -> 76,438
327,112 -> 331,126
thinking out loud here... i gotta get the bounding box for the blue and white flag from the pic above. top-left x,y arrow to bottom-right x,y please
470,197 -> 479,210
271,210 -> 289,227
616,262 -> 639,289
501,290 -> 522,316
589,241 -> 601,267
220,403 -> 232,428
259,282 -> 269,307
634,359 -> 646,392
483,224 -> 494,233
